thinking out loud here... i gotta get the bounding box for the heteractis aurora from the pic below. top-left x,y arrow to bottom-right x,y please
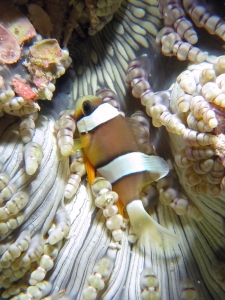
0,0 -> 225,299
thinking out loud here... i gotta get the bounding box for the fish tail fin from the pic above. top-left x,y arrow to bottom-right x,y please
126,200 -> 178,246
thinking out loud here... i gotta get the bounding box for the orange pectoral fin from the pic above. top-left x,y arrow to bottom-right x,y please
83,153 -> 95,185
72,134 -> 91,152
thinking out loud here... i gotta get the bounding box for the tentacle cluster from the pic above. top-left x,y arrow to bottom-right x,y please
156,26 -> 207,62
54,114 -> 87,218
20,112 -> 39,144
157,0 -> 225,61
23,142 -> 43,176
54,110 -> 76,157
157,170 -> 203,220
64,150 -> 86,199
130,110 -> 155,155
92,177 -> 124,242
183,0 -> 225,41
0,115 -> 70,299
125,56 -> 154,106
140,269 -> 160,300
82,246 -> 117,300
126,56 -> 225,196
158,0 -> 198,44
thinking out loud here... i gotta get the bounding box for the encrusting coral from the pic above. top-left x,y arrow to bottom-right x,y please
0,1 -> 72,143
1,0 -> 225,300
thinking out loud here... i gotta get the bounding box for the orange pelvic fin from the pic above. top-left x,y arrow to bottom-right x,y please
117,198 -> 124,217
84,152 -> 95,185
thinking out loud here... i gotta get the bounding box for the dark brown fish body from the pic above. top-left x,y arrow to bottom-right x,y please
75,95 -> 178,244
83,114 -> 144,205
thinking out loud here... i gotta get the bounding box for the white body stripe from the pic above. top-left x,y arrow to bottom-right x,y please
97,152 -> 169,183
77,102 -> 120,133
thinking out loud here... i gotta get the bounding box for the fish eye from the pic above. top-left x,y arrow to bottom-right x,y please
75,95 -> 103,121
82,100 -> 95,116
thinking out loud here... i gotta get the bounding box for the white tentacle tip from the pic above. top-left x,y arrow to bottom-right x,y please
24,142 -> 43,175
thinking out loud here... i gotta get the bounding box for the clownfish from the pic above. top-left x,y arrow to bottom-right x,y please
74,95 -> 178,244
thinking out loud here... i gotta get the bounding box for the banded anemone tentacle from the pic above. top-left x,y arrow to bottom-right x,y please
92,177 -> 124,243
0,114 -> 69,298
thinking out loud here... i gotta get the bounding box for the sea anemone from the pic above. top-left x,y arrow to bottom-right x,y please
0,0 -> 225,299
